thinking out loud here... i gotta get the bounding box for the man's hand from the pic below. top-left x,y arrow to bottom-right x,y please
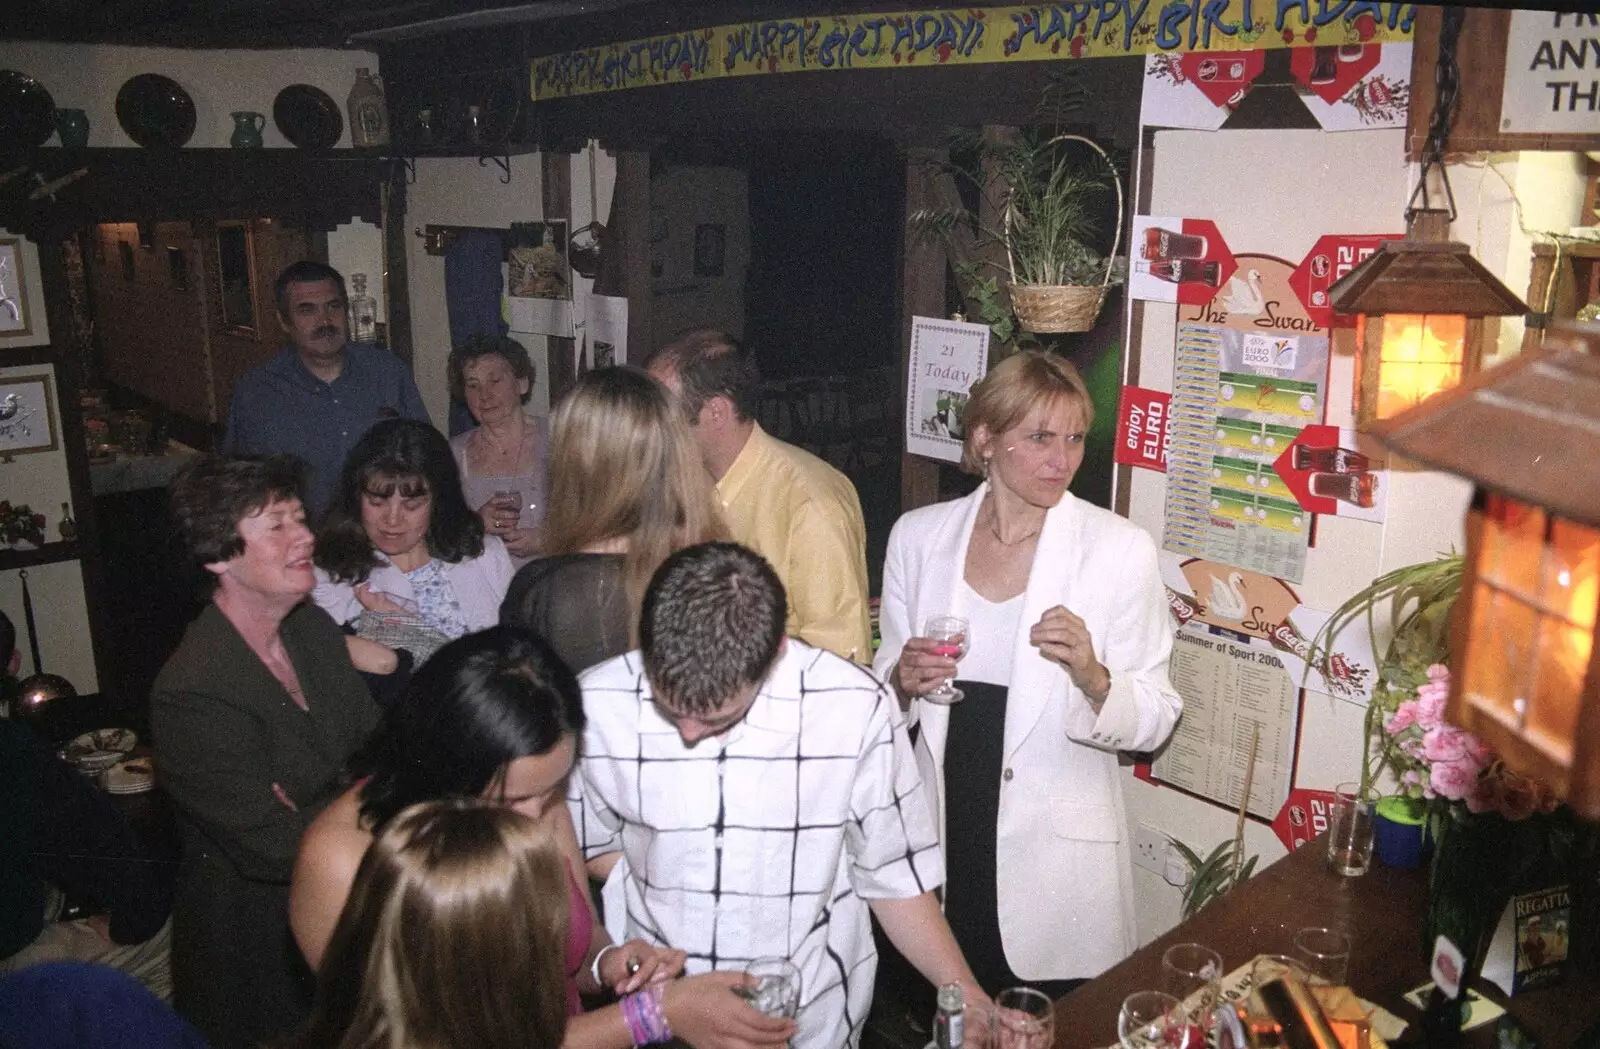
662,971 -> 797,1049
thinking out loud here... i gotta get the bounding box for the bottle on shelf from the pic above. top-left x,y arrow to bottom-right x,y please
348,273 -> 379,344
347,68 -> 390,148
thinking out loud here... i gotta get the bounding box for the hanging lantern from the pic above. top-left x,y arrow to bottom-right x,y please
1368,326 -> 1600,816
1329,210 -> 1529,426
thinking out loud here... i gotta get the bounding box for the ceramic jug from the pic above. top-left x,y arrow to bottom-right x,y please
230,111 -> 266,149
55,108 -> 90,148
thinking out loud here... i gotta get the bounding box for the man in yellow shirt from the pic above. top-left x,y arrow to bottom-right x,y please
646,329 -> 872,662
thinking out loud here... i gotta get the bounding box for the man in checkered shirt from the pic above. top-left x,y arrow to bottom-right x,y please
572,542 -> 988,1049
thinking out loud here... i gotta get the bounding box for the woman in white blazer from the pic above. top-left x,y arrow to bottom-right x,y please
874,350 -> 1181,996
313,420 -> 515,653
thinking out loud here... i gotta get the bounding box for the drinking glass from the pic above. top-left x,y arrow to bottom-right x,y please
1117,990 -> 1195,1049
991,986 -> 1053,1049
735,957 -> 802,1020
1160,942 -> 1223,1018
1327,781 -> 1376,876
1249,954 -> 1308,994
492,488 -> 524,531
1292,927 -> 1351,986
921,615 -> 969,705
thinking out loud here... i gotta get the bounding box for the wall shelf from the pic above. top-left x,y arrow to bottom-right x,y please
0,540 -> 82,572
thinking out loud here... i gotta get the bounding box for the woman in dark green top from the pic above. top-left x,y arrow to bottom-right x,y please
152,455 -> 378,1049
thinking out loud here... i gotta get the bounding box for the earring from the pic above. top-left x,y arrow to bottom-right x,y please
982,456 -> 992,478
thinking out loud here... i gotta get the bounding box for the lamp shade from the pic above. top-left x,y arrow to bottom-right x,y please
1368,326 -> 1600,816
1329,224 -> 1528,425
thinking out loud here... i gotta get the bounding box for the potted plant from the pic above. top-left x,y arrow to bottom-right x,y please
914,129 -> 1127,343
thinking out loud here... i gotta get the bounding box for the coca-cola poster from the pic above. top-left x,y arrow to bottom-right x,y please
1289,233 -> 1401,329
1272,423 -> 1389,524
1128,216 -> 1237,306
1141,50 -> 1266,130
1272,788 -> 1340,852
1295,42 -> 1412,132
1158,552 -> 1378,705
1113,386 -> 1173,472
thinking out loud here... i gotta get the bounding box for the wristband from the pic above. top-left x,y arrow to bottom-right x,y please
590,943 -> 622,989
621,983 -> 672,1045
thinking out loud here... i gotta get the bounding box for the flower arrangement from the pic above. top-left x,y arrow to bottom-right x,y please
0,501 -> 46,548
1383,664 -> 1560,821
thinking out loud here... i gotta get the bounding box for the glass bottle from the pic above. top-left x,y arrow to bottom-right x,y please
347,68 -> 390,148
348,274 -> 379,344
930,982 -> 964,1049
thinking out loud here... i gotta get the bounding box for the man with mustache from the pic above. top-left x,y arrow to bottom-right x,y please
224,262 -> 430,519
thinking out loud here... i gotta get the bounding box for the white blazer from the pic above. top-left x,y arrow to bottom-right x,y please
312,535 -> 515,633
873,485 -> 1181,980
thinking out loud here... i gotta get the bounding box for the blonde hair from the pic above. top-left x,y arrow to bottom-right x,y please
541,368 -> 728,636
287,800 -> 570,1049
961,350 -> 1095,475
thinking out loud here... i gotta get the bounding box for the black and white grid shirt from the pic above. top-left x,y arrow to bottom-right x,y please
572,641 -> 944,1049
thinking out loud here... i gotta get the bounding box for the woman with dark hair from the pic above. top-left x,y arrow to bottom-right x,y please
448,333 -> 548,564
291,627 -> 774,1049
314,418 -> 514,662
152,454 -> 379,1049
285,801 -> 572,1049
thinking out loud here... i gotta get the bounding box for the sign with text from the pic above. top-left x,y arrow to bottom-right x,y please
1273,787 -> 1339,852
1289,233 -> 1400,329
531,3 -> 1417,100
1114,385 -> 1174,472
905,315 -> 989,463
1500,10 -> 1600,135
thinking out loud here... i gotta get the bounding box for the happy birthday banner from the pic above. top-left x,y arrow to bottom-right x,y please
530,1 -> 1416,100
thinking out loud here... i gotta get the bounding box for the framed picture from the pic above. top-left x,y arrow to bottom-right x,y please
0,238 -> 34,337
0,373 -> 60,460
216,221 -> 257,332
693,224 -> 725,278
506,220 -> 571,301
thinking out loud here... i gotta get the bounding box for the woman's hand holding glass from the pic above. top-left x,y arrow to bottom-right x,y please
1029,605 -> 1110,703
599,938 -> 686,995
894,616 -> 970,705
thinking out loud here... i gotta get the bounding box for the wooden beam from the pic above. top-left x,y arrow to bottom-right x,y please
609,150 -> 653,365
542,151 -> 576,403
899,147 -> 944,512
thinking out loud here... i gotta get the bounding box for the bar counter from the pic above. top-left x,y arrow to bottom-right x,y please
1052,835 -> 1600,1048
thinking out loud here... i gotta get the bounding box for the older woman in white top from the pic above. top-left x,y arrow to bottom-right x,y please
446,334 -> 548,564
314,419 -> 514,661
874,349 -> 1182,997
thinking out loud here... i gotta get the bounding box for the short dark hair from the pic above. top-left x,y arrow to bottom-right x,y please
352,626 -> 585,829
640,542 -> 785,716
645,328 -> 761,424
448,334 -> 536,405
169,454 -> 307,566
315,419 -> 484,584
275,260 -> 347,318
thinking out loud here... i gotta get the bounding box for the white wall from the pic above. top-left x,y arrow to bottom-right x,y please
0,42 -> 379,149
402,155 -> 547,422
326,221 -> 387,323
1120,129 -> 1475,943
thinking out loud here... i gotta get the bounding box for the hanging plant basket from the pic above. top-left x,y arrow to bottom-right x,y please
1004,134 -> 1124,334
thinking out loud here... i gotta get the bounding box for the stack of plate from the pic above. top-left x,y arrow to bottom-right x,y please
59,728 -> 137,777
103,755 -> 155,795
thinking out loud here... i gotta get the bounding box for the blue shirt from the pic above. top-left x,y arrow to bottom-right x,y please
224,343 -> 432,518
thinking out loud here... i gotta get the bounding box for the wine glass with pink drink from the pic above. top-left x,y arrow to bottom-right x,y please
922,615 -> 970,705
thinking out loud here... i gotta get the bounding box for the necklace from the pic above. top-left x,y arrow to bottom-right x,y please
986,511 -> 1042,547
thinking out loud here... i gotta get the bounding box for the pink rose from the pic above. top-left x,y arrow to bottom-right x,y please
1427,664 -> 1450,683
1430,757 -> 1481,802
1423,725 -> 1470,763
1414,691 -> 1447,726
1387,701 -> 1419,734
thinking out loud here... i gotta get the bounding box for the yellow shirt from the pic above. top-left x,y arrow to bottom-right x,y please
716,423 -> 872,662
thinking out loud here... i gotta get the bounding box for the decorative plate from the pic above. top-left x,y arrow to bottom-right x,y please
0,70 -> 57,154
104,756 -> 156,794
273,84 -> 343,150
60,727 -> 138,774
115,73 -> 196,149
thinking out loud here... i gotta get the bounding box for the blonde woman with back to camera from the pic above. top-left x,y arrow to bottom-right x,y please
499,366 -> 727,675
874,349 -> 1183,998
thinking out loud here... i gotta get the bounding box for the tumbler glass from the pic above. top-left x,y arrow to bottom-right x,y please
1292,927 -> 1351,986
1327,781 -> 1376,876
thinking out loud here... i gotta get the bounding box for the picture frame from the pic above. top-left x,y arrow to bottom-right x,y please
216,221 -> 258,332
0,238 -> 34,337
506,220 -> 571,301
693,224 -> 726,278
0,373 -> 60,460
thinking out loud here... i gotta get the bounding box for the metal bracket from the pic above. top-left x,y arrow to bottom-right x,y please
479,153 -> 511,184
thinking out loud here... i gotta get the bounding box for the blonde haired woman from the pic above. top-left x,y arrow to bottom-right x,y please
875,349 -> 1182,996
284,800 -> 571,1049
501,367 -> 727,673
